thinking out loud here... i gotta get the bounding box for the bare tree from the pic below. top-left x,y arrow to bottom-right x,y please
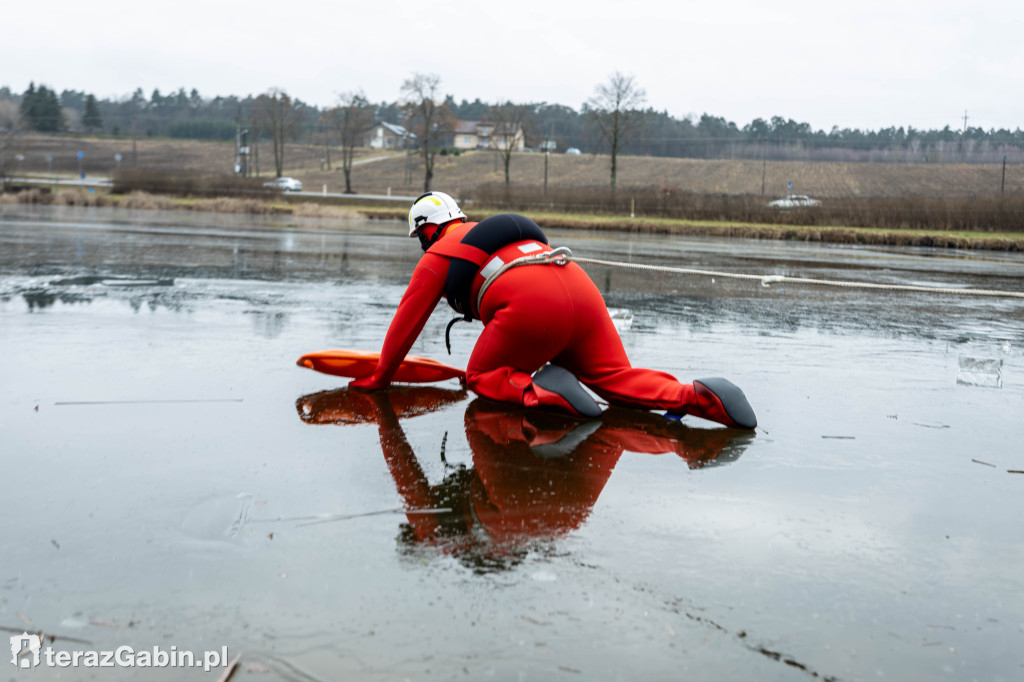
0,100 -> 19,181
317,110 -> 332,171
587,72 -> 646,190
486,101 -> 531,187
401,73 -> 454,192
327,91 -> 374,194
254,88 -> 300,178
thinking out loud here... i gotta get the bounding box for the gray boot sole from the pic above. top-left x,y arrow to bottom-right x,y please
533,365 -> 603,418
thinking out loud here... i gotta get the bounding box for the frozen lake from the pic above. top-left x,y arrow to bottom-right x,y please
2,204 -> 1022,680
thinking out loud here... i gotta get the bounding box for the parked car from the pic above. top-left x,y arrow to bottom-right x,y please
565,147 -> 582,155
768,194 -> 821,209
264,177 -> 303,192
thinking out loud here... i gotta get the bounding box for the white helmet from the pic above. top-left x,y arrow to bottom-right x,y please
408,191 -> 466,237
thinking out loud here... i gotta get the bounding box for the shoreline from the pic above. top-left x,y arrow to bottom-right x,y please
350,206 -> 1024,252
2,187 -> 1023,252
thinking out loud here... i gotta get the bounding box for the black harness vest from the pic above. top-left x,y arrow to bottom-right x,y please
430,213 -> 548,321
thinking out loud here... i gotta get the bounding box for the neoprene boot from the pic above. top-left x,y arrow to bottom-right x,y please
667,377 -> 757,430
524,365 -> 603,418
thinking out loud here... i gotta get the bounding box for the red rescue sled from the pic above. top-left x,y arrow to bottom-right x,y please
296,349 -> 466,384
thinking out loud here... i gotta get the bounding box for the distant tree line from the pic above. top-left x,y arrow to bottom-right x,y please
2,81 -> 1023,167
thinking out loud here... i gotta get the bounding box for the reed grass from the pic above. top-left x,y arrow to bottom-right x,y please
465,184 -> 1024,234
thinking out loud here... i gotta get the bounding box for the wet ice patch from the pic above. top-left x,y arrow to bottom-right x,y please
957,355 -> 1003,388
60,614 -> 91,629
179,493 -> 254,541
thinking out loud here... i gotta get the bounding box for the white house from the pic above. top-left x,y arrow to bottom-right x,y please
363,122 -> 414,150
452,120 -> 525,151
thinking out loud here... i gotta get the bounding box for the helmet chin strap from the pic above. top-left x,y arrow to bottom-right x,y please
418,220 -> 460,251
418,227 -> 440,251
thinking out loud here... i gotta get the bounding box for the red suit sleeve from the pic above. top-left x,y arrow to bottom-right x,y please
350,253 -> 449,390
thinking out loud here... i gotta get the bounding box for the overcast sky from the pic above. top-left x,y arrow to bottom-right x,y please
3,0 -> 1021,132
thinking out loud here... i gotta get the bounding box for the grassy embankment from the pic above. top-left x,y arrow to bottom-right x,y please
3,134 -> 1024,250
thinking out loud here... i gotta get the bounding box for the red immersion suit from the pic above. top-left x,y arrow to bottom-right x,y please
352,219 -> 693,413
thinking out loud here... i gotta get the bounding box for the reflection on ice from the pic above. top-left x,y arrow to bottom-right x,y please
248,310 -> 289,339
296,387 -> 752,573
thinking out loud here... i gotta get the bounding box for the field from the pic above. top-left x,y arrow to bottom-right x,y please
5,133 -> 1021,200
357,152 -> 1021,201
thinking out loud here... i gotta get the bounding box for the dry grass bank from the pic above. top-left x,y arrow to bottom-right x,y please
337,204 -> 1024,250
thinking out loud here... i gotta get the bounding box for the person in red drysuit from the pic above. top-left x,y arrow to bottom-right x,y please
349,191 -> 756,429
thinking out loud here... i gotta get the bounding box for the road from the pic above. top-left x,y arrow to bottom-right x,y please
3,175 -> 415,202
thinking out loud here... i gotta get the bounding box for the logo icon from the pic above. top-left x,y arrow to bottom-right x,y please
10,632 -> 41,668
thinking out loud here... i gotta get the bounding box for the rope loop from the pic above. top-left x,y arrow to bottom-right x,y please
476,247 -> 576,313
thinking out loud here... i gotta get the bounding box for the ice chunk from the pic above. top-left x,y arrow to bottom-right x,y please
607,308 -> 633,331
957,355 -> 1002,388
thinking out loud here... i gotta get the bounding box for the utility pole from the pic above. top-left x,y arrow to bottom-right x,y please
323,120 -> 331,170
1002,155 -> 1007,195
761,139 -> 767,196
960,109 -> 968,163
235,124 -> 250,176
544,150 -> 549,196
131,115 -> 138,168
235,106 -> 250,176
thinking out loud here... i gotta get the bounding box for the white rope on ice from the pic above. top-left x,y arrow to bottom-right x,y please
477,248 -> 1024,301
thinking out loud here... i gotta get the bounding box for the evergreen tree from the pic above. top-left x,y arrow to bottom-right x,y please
60,89 -> 87,111
374,101 -> 402,125
19,82 -> 37,127
20,82 -> 65,132
39,85 -> 64,132
83,94 -> 103,132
